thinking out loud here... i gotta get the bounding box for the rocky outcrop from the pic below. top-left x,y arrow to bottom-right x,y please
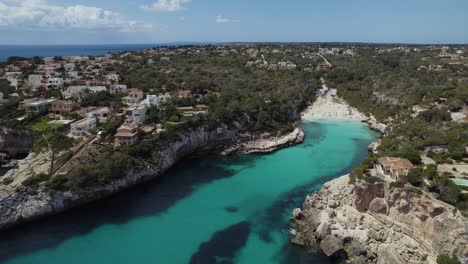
290,175 -> 468,264
0,127 -> 304,231
0,127 -> 34,164
221,128 -> 305,155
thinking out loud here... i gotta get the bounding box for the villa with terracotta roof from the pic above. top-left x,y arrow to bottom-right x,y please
48,100 -> 79,116
376,157 -> 414,182
114,124 -> 139,145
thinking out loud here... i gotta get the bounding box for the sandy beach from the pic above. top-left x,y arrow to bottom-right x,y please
301,82 -> 367,122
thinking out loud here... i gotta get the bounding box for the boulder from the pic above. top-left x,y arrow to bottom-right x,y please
369,197 -> 388,214
320,235 -> 343,256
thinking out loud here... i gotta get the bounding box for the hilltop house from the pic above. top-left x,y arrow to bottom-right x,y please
141,93 -> 171,108
105,73 -> 119,83
122,88 -> 144,105
85,107 -> 112,122
70,118 -> 96,137
114,123 -> 139,145
46,78 -> 64,89
20,98 -> 57,115
67,71 -> 79,79
110,84 -> 128,95
48,100 -> 80,116
376,157 -> 414,182
62,86 -> 107,99
176,105 -> 208,116
27,75 -> 44,90
125,105 -> 147,124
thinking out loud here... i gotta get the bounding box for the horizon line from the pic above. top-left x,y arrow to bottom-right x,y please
1,41 -> 468,46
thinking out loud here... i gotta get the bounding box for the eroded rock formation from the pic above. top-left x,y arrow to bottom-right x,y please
290,175 -> 468,264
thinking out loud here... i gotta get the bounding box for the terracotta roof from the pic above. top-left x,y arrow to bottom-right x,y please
378,157 -> 414,170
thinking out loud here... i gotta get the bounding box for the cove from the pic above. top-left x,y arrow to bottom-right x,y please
0,121 -> 376,264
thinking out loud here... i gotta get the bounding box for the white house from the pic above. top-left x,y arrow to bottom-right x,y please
67,71 -> 79,79
140,93 -> 171,108
5,72 -> 22,89
105,73 -> 119,83
125,105 -> 147,124
46,78 -> 64,89
62,86 -> 107,99
70,118 -> 97,137
27,75 -> 44,89
64,63 -> 76,71
110,84 -> 128,94
85,107 -> 112,122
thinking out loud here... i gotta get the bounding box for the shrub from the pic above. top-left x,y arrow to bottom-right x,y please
2,177 -> 14,185
407,167 -> 424,186
363,176 -> 384,184
22,173 -> 50,187
436,255 -> 461,264
390,181 -> 405,188
431,174 -> 461,205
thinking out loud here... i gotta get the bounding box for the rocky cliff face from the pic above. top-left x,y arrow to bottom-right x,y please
290,175 -> 468,264
0,127 -> 34,163
0,127 -> 304,231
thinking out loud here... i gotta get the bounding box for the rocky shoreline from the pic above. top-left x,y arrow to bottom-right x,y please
0,126 -> 305,231
290,175 -> 468,264
221,128 -> 305,155
290,81 -> 468,263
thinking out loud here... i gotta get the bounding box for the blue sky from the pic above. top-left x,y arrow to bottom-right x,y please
0,0 -> 467,44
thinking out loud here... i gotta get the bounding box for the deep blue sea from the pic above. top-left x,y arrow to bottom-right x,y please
0,43 -> 200,61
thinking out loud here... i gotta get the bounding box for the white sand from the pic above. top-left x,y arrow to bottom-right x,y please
301,83 -> 366,121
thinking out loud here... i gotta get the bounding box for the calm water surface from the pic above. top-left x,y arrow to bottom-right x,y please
0,43 -> 202,61
0,121 -> 375,264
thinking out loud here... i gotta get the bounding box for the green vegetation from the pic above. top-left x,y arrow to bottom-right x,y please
430,173 -> 462,205
32,118 -> 75,152
437,255 -> 461,264
22,173 -> 51,187
48,148 -> 133,191
117,48 -> 320,133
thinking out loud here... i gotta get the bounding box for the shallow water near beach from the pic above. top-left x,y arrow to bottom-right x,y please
0,121 -> 375,264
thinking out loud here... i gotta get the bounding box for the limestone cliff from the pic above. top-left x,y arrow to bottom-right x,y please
290,175 -> 468,264
0,127 -> 34,163
0,127 -> 304,231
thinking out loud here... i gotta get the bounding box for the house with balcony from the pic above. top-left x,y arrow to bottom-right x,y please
125,105 -> 147,124
85,107 -> 112,122
114,124 -> 139,145
46,78 -> 64,89
48,100 -> 80,117
20,98 -> 57,115
122,88 -> 144,105
70,118 -> 97,137
110,84 -> 128,95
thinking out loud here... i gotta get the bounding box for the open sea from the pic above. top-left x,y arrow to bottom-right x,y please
0,43 -> 201,61
0,121 -> 375,264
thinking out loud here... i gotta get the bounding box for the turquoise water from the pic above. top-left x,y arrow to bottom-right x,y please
452,179 -> 468,186
0,121 -> 375,264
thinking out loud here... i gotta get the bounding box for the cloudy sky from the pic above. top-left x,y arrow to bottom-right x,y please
0,0 -> 467,44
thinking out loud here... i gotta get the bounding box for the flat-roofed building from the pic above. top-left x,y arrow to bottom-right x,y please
70,117 -> 96,137
20,98 -> 57,114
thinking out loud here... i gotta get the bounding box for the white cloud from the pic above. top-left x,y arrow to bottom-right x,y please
0,0 -> 155,32
141,0 -> 190,12
216,14 -> 239,24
